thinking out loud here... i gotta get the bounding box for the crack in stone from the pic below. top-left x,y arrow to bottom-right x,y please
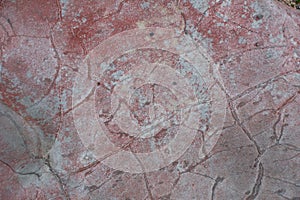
272,112 -> 282,141
55,0 -> 62,21
227,20 -> 260,35
220,44 -> 288,65
228,98 -> 262,155
211,176 -> 224,200
102,0 -> 128,19
180,12 -> 187,34
84,170 -> 124,194
130,147 -> 154,200
231,70 -> 295,101
46,32 -> 62,97
86,177 -> 112,193
242,108 -> 275,124
44,155 -> 70,200
0,159 -> 41,178
10,35 -> 49,39
214,78 -> 266,168
276,92 -> 298,112
265,175 -> 300,187
273,153 -> 300,162
192,0 -> 224,29
190,172 -> 215,180
23,32 -> 62,111
72,160 -> 100,175
246,163 -> 264,200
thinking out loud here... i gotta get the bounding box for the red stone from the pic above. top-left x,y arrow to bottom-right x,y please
0,0 -> 299,199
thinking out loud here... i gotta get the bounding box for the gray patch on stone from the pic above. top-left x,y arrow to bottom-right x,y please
140,1 -> 150,9
221,0 -> 231,7
189,0 -> 209,14
60,0 -> 69,17
238,37 -> 247,44
250,1 -> 270,29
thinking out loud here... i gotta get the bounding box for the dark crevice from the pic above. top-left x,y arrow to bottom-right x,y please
246,163 -> 264,200
211,176 -> 224,200
44,155 -> 70,200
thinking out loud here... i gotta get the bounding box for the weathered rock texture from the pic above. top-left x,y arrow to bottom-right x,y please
0,0 -> 299,199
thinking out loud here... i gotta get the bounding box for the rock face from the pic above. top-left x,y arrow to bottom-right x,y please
0,0 -> 299,199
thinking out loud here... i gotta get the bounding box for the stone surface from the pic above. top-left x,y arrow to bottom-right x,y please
0,0 -> 299,199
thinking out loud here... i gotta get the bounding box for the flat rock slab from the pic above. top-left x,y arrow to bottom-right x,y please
0,0 -> 299,199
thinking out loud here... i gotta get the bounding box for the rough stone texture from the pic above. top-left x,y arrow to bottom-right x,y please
0,0 -> 299,199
